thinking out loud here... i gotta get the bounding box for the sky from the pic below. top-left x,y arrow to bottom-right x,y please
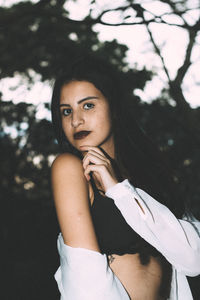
0,0 -> 199,120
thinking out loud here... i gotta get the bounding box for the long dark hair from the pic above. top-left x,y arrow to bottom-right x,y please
51,55 -> 184,219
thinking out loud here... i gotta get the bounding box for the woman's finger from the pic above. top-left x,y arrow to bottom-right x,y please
80,145 -> 109,158
84,163 -> 117,191
83,149 -> 107,162
84,164 -> 107,181
83,152 -> 109,170
82,151 -> 106,165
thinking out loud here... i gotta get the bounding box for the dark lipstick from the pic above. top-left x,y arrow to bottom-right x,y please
74,131 -> 91,140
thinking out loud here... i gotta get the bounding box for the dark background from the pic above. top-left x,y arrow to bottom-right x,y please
0,1 -> 199,299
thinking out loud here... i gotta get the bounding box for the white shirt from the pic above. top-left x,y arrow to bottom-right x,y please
55,179 -> 200,299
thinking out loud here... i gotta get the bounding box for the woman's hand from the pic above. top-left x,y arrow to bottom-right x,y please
80,145 -> 118,193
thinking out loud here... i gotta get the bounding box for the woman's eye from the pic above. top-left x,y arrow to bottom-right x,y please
62,108 -> 71,116
83,103 -> 94,110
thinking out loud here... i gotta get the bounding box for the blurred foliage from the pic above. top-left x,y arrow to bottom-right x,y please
0,100 -> 60,299
0,0 -> 199,299
0,0 -> 150,84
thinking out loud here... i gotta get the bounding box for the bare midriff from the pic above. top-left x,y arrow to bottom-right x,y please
107,252 -> 164,300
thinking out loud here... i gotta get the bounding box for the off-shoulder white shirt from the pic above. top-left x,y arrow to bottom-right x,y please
55,179 -> 200,299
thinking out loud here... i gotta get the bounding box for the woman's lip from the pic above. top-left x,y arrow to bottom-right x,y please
74,131 -> 91,140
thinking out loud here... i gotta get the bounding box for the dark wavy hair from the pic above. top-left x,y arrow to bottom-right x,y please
51,55 -> 184,219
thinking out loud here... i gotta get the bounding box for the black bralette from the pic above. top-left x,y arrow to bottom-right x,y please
90,177 -> 159,258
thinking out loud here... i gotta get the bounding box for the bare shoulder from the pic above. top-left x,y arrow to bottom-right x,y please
51,152 -> 88,204
51,152 -> 83,176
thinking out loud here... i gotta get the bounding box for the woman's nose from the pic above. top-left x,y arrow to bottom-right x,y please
71,111 -> 84,128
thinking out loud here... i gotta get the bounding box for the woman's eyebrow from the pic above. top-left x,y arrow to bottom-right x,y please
60,96 -> 99,107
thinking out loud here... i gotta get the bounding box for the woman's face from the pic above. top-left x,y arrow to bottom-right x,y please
59,80 -> 114,157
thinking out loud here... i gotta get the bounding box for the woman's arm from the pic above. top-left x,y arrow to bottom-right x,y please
51,153 -> 130,300
105,179 -> 200,277
51,153 -> 99,251
78,146 -> 200,276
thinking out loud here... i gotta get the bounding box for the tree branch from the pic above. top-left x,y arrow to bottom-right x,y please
92,4 -> 194,29
167,20 -> 199,110
174,29 -> 197,85
146,24 -> 171,82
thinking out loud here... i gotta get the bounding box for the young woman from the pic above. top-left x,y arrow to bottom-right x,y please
51,56 -> 200,300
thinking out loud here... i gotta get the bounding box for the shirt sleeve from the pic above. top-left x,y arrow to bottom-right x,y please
105,179 -> 200,277
54,233 -> 130,300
